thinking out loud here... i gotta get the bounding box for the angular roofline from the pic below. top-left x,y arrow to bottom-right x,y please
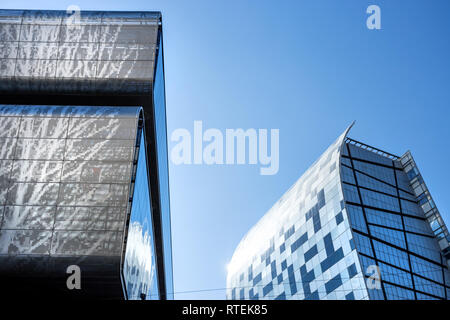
227,123 -> 354,279
345,137 -> 400,160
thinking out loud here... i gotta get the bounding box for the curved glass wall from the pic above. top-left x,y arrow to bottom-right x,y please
123,130 -> 159,300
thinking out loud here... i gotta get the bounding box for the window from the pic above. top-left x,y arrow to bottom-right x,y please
325,274 -> 342,295
336,211 -> 344,225
347,263 -> 357,278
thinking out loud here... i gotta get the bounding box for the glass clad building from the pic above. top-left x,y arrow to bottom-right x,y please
227,124 -> 450,300
0,9 -> 173,300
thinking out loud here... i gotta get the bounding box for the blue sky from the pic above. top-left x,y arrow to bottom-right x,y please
3,0 -> 450,299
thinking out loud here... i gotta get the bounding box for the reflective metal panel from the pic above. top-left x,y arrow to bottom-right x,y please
11,160 -> 62,182
0,9 -> 160,94
0,104 -> 141,298
2,206 -> 56,230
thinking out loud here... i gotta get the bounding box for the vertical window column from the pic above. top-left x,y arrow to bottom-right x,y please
346,143 -> 387,299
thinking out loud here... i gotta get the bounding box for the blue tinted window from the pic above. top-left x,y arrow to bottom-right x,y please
284,225 -> 295,240
304,290 -> 319,300
253,273 -> 262,286
369,225 -> 406,249
404,217 -> 433,236
277,273 -> 283,284
347,263 -> 357,278
410,255 -> 443,284
123,130 -> 159,300
384,283 -> 415,300
406,233 -> 441,263
365,208 -> 402,229
353,160 -> 395,185
353,233 -> 374,257
275,292 -> 286,300
348,144 -> 393,166
359,255 -> 376,276
401,199 -> 423,217
291,232 -> 308,253
372,240 -> 410,270
343,184 -> 360,204
335,211 -> 344,225
346,205 -> 367,233
304,245 -> 318,262
416,293 -> 439,300
153,31 -> 173,298
349,238 -> 356,250
271,261 -> 277,279
325,274 -> 342,294
320,248 -> 344,273
356,172 -> 397,196
378,262 -> 412,289
345,292 -> 355,300
288,265 -> 297,295
341,166 -> 356,184
323,233 -> 335,257
317,189 -> 325,209
360,189 -> 400,212
263,282 -> 273,296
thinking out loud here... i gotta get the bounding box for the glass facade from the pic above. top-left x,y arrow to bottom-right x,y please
227,125 -> 450,300
342,140 -> 450,300
123,130 -> 159,300
153,30 -> 174,299
227,125 -> 367,300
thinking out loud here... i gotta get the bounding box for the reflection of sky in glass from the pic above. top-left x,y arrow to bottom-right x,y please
154,31 -> 173,299
123,130 -> 159,300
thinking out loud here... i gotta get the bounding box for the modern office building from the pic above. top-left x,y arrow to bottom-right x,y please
227,124 -> 450,300
0,9 -> 173,300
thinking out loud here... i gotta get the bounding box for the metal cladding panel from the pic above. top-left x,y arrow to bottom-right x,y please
0,9 -> 160,95
226,125 -> 368,300
0,105 -> 141,298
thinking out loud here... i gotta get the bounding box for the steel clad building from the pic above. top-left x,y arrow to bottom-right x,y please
0,9 -> 173,300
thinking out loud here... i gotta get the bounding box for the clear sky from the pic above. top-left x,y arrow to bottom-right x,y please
3,0 -> 450,299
